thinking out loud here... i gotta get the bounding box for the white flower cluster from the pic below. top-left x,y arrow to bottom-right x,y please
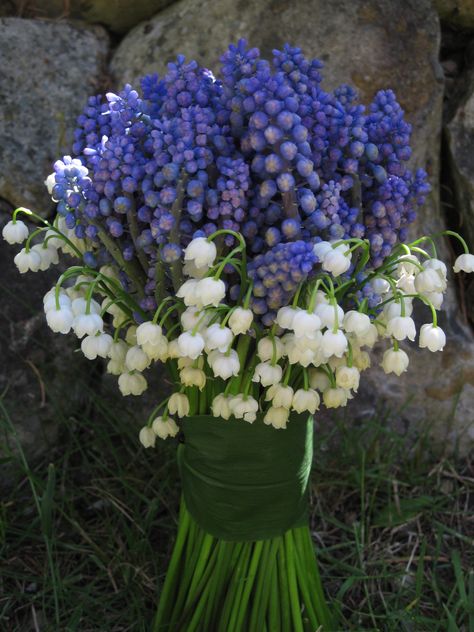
5,216 -> 474,446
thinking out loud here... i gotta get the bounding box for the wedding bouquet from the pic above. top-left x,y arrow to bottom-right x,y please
4,40 -> 473,631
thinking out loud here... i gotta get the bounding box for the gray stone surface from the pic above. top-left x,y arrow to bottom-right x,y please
433,0 -> 474,30
16,0 -> 176,34
0,18 -> 109,214
110,0 -> 474,448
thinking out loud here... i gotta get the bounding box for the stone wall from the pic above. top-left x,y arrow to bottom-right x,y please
1,1 -> 474,465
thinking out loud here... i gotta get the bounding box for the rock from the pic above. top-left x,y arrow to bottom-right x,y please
0,18 -> 109,215
0,204 -> 92,482
14,0 -> 177,34
433,0 -> 474,30
111,0 -> 474,448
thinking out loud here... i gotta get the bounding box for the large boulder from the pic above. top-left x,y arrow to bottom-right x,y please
14,0 -> 177,34
0,18 -> 109,214
110,0 -> 474,448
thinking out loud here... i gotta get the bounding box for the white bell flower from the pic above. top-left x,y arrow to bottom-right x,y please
152,416 -> 179,439
414,268 -> 445,293
257,336 -> 284,362
136,322 -> 163,346
180,367 -> 206,390
71,296 -> 101,316
108,339 -> 128,363
2,219 -> 29,244
168,393 -> 190,418
291,311 -> 322,339
43,288 -> 71,311
386,316 -> 416,341
142,337 -> 169,362
211,394 -> 232,420
276,306 -> 301,330
293,330 -> 323,352
228,307 -> 253,335
286,344 -> 315,367
73,313 -> 103,338
327,355 -> 347,370
292,388 -> 320,414
139,426 -> 156,449
383,299 -> 413,320
381,348 -> 409,376
167,339 -> 181,359
308,369 -> 331,391
397,273 -> 416,295
252,362 -> 283,386
229,394 -> 259,422
422,291 -> 444,310
184,236 -> 217,269
107,359 -> 124,376
178,331 -> 205,359
118,372 -> 148,396
343,311 -> 371,336
321,329 -> 348,358
44,172 -> 56,195
210,350 -> 240,380
351,323 -> 378,348
180,306 -> 207,331
14,248 -> 42,273
178,356 -> 202,370
176,279 -> 200,306
314,303 -> 344,329
46,305 -> 74,334
323,387 -> 349,408
371,277 -> 390,295
196,277 -> 226,307
264,406 -> 289,429
453,253 -> 474,273
424,258 -> 447,289
397,254 -> 420,276
204,324 -> 233,353
322,244 -> 351,276
183,259 -> 209,279
419,324 -> 446,352
81,332 -> 112,360
31,244 -> 59,271
352,348 -> 371,370
313,240 -> 333,260
335,366 -> 360,392
125,345 -> 151,372
265,384 -> 294,409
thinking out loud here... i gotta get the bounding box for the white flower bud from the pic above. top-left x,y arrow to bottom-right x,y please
178,331 -> 205,359
43,288 -> 70,311
292,388 -> 320,414
118,372 -> 148,396
264,406 -> 289,429
184,237 -> 217,269
46,306 -> 74,334
211,394 -> 232,420
386,316 -> 416,342
343,311 -> 371,336
2,219 -> 29,244
152,416 -> 179,439
419,324 -> 446,352
265,384 -> 294,409
125,345 -> 151,372
323,387 -> 349,408
335,366 -> 360,392
228,307 -> 253,335
180,367 -> 206,390
229,394 -> 259,423
322,244 -> 351,277
352,348 -> 371,371
453,253 -> 474,273
321,329 -> 348,358
276,306 -> 301,330
314,303 -> 344,329
136,322 -> 163,346
139,426 -> 156,449
204,324 -> 233,353
371,277 -> 390,295
257,337 -> 284,362
414,268 -> 444,294
381,348 -> 409,376
210,350 -> 240,379
313,240 -> 333,260
108,339 -> 128,363
14,248 -> 42,273
252,362 -> 283,387
196,277 -> 226,307
176,279 -> 200,306
168,393 -> 190,418
383,299 -> 413,320
180,306 -> 205,331
71,296 -> 101,316
291,311 -> 322,339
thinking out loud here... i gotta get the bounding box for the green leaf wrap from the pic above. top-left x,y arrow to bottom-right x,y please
177,414 -> 313,541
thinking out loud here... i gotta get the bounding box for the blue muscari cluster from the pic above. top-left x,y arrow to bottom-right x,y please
50,40 -> 429,318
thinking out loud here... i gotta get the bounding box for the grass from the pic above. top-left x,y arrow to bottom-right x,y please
0,381 -> 473,631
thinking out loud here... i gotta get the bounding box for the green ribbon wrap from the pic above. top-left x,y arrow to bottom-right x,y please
177,414 -> 313,541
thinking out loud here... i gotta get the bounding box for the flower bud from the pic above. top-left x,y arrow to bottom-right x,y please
228,307 -> 253,335
139,426 -> 156,449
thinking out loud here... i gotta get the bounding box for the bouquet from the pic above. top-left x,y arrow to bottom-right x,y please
4,39 -> 473,631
